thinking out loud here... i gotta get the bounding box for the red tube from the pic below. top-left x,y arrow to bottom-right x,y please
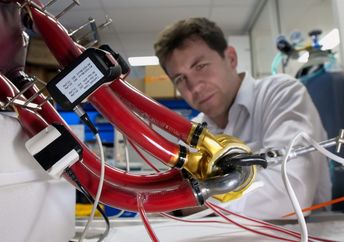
89,84 -> 181,166
15,76 -> 184,190
82,150 -> 183,191
0,74 -> 199,211
73,162 -> 198,212
29,3 -> 193,144
31,3 -> 191,166
9,2 -> 202,211
28,5 -> 82,67
25,4 -> 185,185
110,79 -> 193,142
28,3 -> 183,167
137,194 -> 159,242
0,72 -> 183,190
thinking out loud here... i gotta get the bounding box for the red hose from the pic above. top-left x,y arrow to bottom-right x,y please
0,3 -> 203,211
19,80 -> 185,190
28,5 -> 82,67
72,162 -> 198,212
0,73 -> 199,211
110,79 -> 193,142
27,4 -> 185,183
29,4 -> 187,167
89,84 -> 180,166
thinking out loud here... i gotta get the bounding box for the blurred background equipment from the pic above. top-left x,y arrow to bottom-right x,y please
273,29 -> 344,211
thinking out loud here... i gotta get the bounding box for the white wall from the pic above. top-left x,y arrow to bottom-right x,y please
279,0 -> 337,76
332,0 -> 344,66
228,35 -> 252,74
250,0 -> 340,78
250,0 -> 279,78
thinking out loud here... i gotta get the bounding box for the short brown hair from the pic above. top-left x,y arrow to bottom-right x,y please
154,17 -> 228,69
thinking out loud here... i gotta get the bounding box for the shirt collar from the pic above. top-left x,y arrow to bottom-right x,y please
196,72 -> 255,132
234,72 -> 255,114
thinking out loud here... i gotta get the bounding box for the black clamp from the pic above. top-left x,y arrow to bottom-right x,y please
190,122 -> 207,147
99,44 -> 130,76
175,145 -> 187,168
181,169 -> 205,205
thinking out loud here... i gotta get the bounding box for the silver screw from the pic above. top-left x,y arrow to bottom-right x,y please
336,129 -> 344,153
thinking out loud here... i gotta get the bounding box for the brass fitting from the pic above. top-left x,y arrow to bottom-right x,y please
183,122 -> 251,180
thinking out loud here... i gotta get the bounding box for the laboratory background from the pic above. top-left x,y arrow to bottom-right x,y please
1,0 -> 344,241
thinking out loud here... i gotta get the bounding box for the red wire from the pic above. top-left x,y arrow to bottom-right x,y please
211,203 -> 302,238
160,212 -> 309,241
160,212 -> 228,224
137,194 -> 159,242
205,201 -> 299,242
161,212 -> 305,240
210,202 -> 335,242
128,139 -> 160,172
161,209 -> 335,242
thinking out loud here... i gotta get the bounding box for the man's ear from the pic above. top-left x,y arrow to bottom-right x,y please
224,46 -> 238,69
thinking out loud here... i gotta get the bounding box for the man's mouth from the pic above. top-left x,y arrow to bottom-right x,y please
198,93 -> 215,106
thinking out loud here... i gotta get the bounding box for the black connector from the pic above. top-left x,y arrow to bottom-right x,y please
74,105 -> 98,135
99,44 -> 130,75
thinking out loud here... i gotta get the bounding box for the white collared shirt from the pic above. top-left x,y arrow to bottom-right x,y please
193,72 -> 331,219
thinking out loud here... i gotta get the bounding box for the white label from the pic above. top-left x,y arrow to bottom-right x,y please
56,57 -> 104,103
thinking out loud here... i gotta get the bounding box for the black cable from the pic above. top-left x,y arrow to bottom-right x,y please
65,167 -> 110,242
73,105 -> 98,135
216,153 -> 268,175
78,186 -> 110,242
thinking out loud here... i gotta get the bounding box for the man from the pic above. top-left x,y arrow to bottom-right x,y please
154,17 -> 331,219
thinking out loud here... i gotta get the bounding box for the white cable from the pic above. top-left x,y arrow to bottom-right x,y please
180,130 -> 343,240
281,132 -> 309,242
79,133 -> 106,242
298,132 -> 344,166
281,131 -> 344,242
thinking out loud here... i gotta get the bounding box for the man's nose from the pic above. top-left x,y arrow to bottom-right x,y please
187,78 -> 204,99
186,75 -> 201,91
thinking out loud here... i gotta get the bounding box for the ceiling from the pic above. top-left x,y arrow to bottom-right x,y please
43,0 -> 264,78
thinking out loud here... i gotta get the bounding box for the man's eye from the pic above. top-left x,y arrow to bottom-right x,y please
173,75 -> 185,85
195,63 -> 208,71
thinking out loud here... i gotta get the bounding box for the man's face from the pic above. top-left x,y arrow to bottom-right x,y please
164,37 -> 240,122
